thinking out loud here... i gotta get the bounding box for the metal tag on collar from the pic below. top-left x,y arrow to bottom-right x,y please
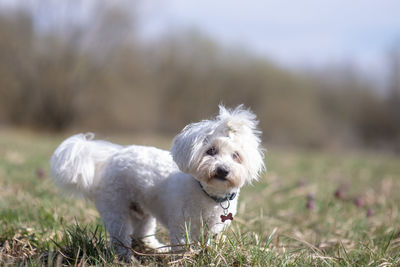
220,199 -> 233,222
220,199 -> 230,215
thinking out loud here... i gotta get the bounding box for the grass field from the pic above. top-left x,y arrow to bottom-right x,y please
1,129 -> 400,266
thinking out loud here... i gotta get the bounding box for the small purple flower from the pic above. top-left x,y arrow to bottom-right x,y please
36,168 -> 46,179
334,188 -> 344,199
353,197 -> 364,208
306,194 -> 315,210
306,200 -> 315,210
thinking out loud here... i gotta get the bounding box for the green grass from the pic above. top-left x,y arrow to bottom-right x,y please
0,129 -> 399,266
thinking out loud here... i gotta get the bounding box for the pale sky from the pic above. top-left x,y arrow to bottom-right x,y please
1,0 -> 399,75
140,0 -> 400,74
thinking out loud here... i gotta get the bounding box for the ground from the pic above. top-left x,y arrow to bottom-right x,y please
0,129 -> 399,266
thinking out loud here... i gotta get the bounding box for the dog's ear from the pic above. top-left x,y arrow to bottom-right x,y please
171,119 -> 214,174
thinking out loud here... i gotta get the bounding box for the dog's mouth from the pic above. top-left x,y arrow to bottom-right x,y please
213,174 -> 228,181
210,174 -> 239,188
202,174 -> 240,191
212,166 -> 229,181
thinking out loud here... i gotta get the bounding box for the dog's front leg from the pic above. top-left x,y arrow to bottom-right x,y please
169,228 -> 189,252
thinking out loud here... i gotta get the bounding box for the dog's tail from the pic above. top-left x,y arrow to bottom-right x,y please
50,133 -> 121,199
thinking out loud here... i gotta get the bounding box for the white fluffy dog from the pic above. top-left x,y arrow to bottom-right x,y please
50,105 -> 264,259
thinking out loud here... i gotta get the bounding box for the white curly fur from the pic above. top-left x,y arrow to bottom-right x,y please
50,105 -> 265,260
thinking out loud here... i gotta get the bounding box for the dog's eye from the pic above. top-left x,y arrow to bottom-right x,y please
232,151 -> 241,162
206,147 -> 217,156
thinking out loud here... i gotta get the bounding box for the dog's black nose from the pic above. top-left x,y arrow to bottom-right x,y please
215,166 -> 229,180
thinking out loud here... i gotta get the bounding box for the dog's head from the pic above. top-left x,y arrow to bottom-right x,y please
171,105 -> 265,197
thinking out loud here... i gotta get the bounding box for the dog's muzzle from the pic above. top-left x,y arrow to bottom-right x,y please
214,165 -> 229,181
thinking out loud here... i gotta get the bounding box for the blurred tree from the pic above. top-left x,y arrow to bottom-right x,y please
386,43 -> 400,149
0,2 -> 399,152
388,44 -> 400,115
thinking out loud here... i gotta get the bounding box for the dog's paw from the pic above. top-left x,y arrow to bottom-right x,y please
142,237 -> 169,253
155,246 -> 170,253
